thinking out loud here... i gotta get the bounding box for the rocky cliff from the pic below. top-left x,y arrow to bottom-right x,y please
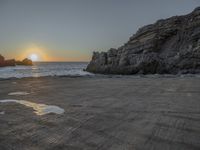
86,7 -> 200,74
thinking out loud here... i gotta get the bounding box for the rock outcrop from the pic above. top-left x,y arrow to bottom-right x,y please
0,55 -> 15,67
0,55 -> 33,67
4,59 -> 16,66
16,58 -> 33,66
0,55 -> 5,67
86,7 -> 200,74
22,58 -> 33,66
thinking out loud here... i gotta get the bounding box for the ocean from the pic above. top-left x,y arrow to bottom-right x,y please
0,62 -> 93,79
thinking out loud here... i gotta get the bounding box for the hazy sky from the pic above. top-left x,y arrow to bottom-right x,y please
0,0 -> 200,61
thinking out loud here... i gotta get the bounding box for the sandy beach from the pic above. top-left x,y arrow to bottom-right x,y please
0,76 -> 199,150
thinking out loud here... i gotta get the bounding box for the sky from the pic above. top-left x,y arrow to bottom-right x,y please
0,0 -> 200,62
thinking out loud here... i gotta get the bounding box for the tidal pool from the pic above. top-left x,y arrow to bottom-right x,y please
0,99 -> 64,115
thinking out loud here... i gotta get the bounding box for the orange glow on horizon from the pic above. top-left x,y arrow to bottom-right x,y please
16,45 -> 49,61
14,44 -> 90,62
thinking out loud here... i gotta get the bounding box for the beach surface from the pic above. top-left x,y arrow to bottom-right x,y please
0,76 -> 200,150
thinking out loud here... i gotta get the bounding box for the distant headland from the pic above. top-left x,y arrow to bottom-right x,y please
0,54 -> 33,67
86,7 -> 200,75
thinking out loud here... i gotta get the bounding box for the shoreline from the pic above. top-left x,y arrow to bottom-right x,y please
1,73 -> 200,81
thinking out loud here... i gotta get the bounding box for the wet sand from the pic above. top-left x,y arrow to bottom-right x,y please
0,76 -> 200,150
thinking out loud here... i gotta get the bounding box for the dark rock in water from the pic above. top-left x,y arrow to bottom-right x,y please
16,58 -> 33,66
0,55 -> 14,67
0,55 -> 4,62
86,7 -> 200,74
22,58 -> 33,66
0,54 -> 33,67
0,55 -> 5,67
4,59 -> 16,66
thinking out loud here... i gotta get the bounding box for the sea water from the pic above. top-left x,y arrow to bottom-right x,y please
0,62 -> 92,79
1,62 -> 199,79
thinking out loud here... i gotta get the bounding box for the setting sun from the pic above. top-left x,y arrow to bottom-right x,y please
29,54 -> 38,61
16,44 -> 49,62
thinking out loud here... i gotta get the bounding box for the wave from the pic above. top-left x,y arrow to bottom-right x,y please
0,62 -> 93,79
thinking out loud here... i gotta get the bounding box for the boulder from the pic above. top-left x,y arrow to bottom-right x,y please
86,7 -> 200,74
22,58 -> 33,66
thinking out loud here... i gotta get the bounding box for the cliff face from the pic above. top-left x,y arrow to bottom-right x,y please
86,7 -> 200,74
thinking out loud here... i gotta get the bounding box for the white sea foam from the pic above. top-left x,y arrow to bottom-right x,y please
0,111 -> 5,115
8,92 -> 30,96
0,99 -> 64,115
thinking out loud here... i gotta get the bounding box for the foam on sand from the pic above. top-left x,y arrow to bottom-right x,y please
8,92 -> 30,96
0,99 -> 64,115
0,111 -> 5,115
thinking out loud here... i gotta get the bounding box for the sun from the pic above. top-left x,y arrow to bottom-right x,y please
29,54 -> 38,61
